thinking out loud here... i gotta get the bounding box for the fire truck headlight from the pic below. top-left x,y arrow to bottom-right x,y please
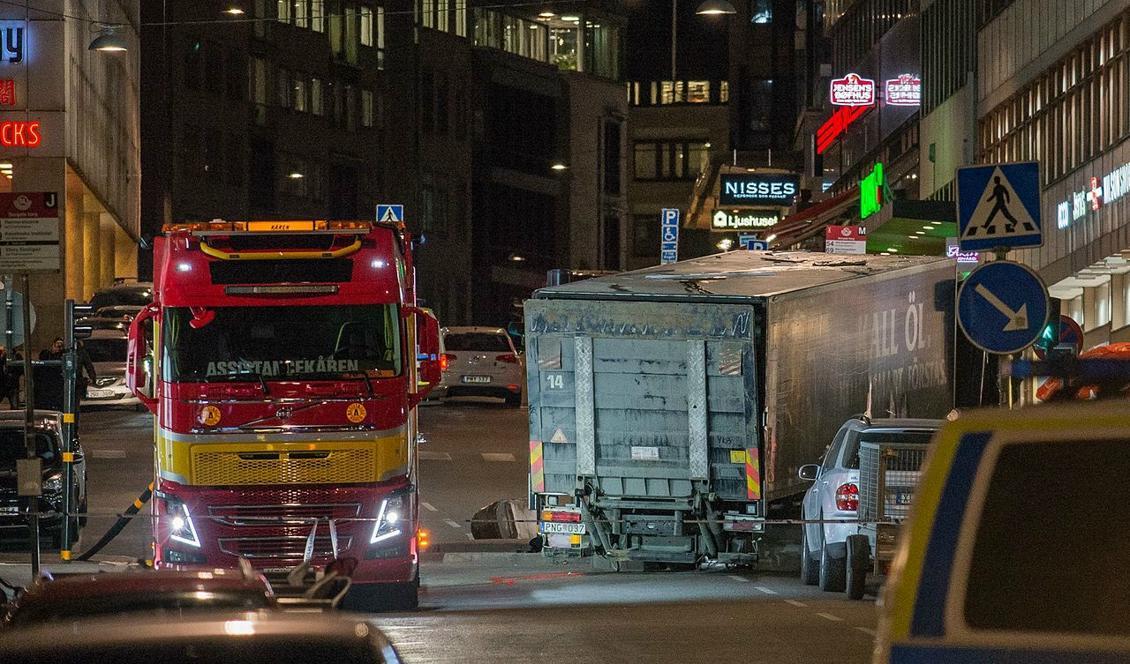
167,498 -> 201,548
370,493 -> 406,545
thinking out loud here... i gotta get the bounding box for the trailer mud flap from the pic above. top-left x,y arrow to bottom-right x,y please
745,448 -> 761,500
530,440 -> 545,493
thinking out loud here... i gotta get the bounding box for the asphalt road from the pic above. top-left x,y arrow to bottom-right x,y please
2,404 -> 881,662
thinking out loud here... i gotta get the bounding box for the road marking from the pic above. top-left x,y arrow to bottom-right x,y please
727,575 -> 749,583
418,451 -> 452,461
444,519 -> 462,529
90,449 -> 126,459
753,585 -> 778,595
420,501 -> 438,512
855,627 -> 876,636
816,612 -> 844,622
784,599 -> 807,608
480,452 -> 515,462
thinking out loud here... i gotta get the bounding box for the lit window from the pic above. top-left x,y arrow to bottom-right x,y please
294,76 -> 307,112
752,0 -> 772,24
437,0 -> 449,32
311,77 -> 323,115
276,67 -> 290,108
454,0 -> 466,37
361,6 -> 373,46
687,81 -> 710,103
422,0 -> 434,28
311,0 -> 324,31
295,0 -> 307,28
277,0 -> 290,23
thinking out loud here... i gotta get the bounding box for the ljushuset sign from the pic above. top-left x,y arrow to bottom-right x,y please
719,174 -> 799,206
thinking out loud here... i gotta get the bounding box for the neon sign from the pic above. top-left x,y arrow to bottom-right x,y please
816,105 -> 870,154
0,121 -> 40,147
830,73 -> 875,107
1056,160 -> 1130,228
884,74 -> 920,107
860,163 -> 885,220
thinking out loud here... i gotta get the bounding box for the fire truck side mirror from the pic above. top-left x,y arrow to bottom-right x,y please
405,306 -> 441,404
127,304 -> 159,413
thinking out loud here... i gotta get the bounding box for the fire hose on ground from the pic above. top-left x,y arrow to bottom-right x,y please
75,482 -> 153,562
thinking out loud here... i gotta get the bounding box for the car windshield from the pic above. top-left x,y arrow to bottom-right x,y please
83,339 -> 127,363
162,305 -> 402,382
89,289 -> 151,309
8,590 -> 272,625
844,430 -> 935,469
445,333 -> 511,352
0,431 -> 57,465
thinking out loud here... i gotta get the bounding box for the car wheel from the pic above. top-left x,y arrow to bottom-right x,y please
845,534 -> 869,600
818,540 -> 846,592
800,525 -> 819,586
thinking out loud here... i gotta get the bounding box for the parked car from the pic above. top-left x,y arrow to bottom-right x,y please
438,326 -> 523,406
0,411 -> 85,548
90,305 -> 143,322
876,400 -> 1130,662
88,282 -> 153,310
0,610 -> 402,663
80,329 -> 139,410
2,568 -> 275,626
798,416 -> 941,592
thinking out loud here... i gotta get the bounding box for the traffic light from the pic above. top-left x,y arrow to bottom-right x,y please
1033,298 -> 1062,358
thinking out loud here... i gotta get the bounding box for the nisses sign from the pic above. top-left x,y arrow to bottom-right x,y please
719,173 -> 799,206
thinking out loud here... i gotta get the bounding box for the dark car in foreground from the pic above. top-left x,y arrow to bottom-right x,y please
2,568 -> 276,626
0,610 -> 401,663
0,411 -> 85,548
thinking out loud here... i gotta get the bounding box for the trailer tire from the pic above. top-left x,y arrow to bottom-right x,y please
818,541 -> 845,592
845,534 -> 869,600
800,527 -> 819,586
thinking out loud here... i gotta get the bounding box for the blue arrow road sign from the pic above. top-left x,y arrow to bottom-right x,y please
956,161 -> 1042,251
376,204 -> 404,224
660,208 -> 680,264
958,260 -> 1049,354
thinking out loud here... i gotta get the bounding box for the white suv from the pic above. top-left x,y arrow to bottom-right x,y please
798,417 -> 940,592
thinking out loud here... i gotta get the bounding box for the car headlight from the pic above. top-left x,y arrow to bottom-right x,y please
370,493 -> 407,545
165,497 -> 201,548
42,473 -> 63,496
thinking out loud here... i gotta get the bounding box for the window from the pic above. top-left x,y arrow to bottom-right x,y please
361,5 -> 373,45
437,0 -> 448,32
277,0 -> 290,22
295,0 -> 307,27
345,3 -> 359,63
633,141 -> 709,181
184,42 -> 202,90
361,89 -> 374,127
632,215 -> 659,257
845,430 -> 934,470
751,0 -> 772,24
345,85 -> 356,131
454,0 -> 466,37
422,0 -> 434,28
294,75 -> 307,112
311,77 -> 323,115
311,0 -> 324,31
602,118 -> 622,195
964,439 -> 1130,636
686,81 -> 710,103
276,67 -> 291,108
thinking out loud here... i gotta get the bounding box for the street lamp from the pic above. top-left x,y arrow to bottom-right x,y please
88,24 -> 128,52
696,0 -> 737,15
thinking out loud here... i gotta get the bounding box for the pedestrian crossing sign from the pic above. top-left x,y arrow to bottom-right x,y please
376,204 -> 404,224
956,161 -> 1042,251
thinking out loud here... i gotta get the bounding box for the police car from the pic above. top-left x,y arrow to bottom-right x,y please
876,400 -> 1130,662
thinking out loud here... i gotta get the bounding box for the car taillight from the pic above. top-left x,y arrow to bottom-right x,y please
440,353 -> 456,372
496,353 -> 519,364
541,510 -> 582,523
836,483 -> 859,512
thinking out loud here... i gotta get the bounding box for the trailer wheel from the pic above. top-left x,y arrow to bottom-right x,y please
845,534 -> 869,600
818,541 -> 845,592
800,527 -> 819,586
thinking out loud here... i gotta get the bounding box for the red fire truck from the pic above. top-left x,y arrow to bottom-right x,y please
126,219 -> 440,610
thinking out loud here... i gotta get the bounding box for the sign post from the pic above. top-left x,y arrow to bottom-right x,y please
0,192 -> 60,574
660,208 -> 679,265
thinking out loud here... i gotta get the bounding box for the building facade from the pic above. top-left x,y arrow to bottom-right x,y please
0,1 -> 140,350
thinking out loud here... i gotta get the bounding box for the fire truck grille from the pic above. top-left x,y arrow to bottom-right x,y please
191,448 -> 376,485
217,535 -> 353,561
207,502 -> 362,527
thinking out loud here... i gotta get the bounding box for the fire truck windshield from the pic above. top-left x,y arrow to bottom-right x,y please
161,304 -> 402,382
